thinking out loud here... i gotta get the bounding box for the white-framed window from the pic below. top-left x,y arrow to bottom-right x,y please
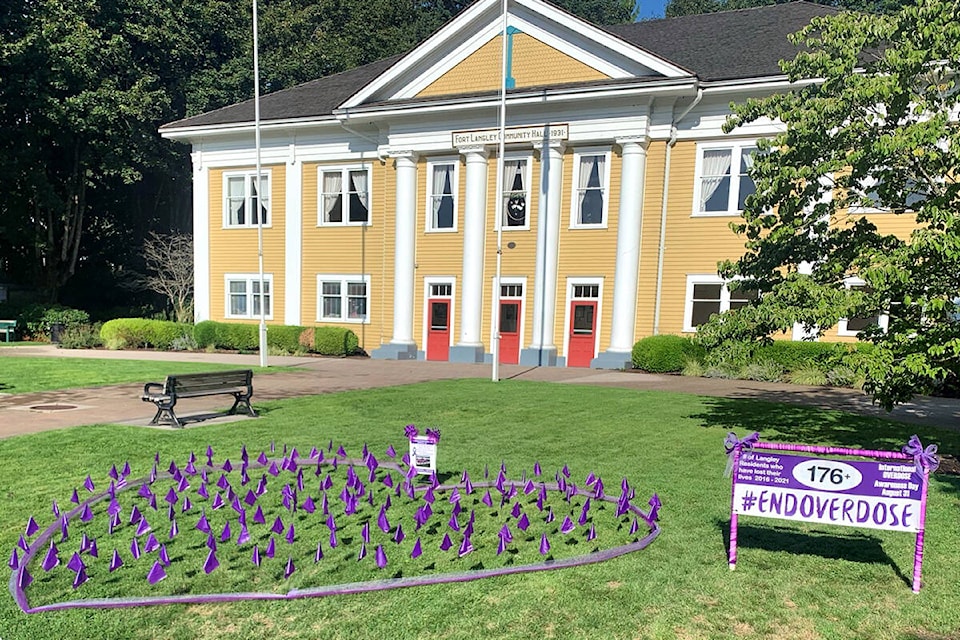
683,275 -> 759,332
319,166 -> 371,225
571,150 -> 610,227
849,175 -> 928,213
837,278 -> 888,337
223,170 -> 270,228
500,156 -> 532,230
317,274 -> 370,323
225,273 -> 273,320
693,142 -> 757,216
426,160 -> 458,232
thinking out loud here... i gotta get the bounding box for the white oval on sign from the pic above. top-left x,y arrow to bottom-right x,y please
792,459 -> 862,492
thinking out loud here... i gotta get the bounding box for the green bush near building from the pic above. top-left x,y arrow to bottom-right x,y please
631,335 -> 704,373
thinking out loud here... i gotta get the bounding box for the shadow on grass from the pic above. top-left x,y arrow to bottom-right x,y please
715,519 -> 911,588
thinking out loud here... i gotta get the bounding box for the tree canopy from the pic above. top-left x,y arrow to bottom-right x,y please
696,0 -> 960,409
664,0 -> 910,18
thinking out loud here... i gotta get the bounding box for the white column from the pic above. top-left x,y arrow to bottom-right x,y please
520,140 -> 564,366
593,138 -> 648,369
192,152 -> 211,322
284,143 -> 302,326
450,145 -> 489,363
372,151 -> 419,360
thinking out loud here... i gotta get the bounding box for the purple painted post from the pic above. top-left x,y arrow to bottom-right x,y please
728,444 -> 742,570
913,467 -> 930,594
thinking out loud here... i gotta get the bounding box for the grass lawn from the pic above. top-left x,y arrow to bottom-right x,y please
0,357 -> 285,394
2,380 -> 959,640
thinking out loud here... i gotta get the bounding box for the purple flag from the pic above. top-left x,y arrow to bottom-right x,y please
271,516 -> 285,535
237,525 -> 251,545
587,523 -> 596,541
8,548 -> 19,570
458,535 -> 473,558
386,444 -> 396,458
79,503 -> 93,522
182,496 -> 193,512
284,556 -> 296,579
159,544 -> 170,567
440,533 -> 452,551
498,524 -> 513,543
251,545 -> 261,566
314,542 -> 324,563
147,561 -> 166,585
648,493 -> 662,521
70,488 -> 80,504
253,505 -> 266,525
196,511 -> 211,533
197,484 -> 209,500
265,537 -> 276,558
72,567 -> 88,589
560,516 -> 575,534
211,493 -> 225,510
18,568 -> 33,589
88,539 -> 99,558
42,543 -> 60,571
25,516 -> 39,537
375,544 -> 388,569
329,529 -> 338,549
511,502 -> 522,519
448,513 -> 460,532
361,522 -> 371,544
83,475 -> 95,492
144,533 -> 160,554
517,513 -> 530,531
629,517 -> 639,535
533,461 -> 542,476
52,499 -> 60,517
411,538 -> 423,559
539,532 -> 550,555
220,522 -> 232,543
285,523 -> 295,544
109,549 -> 123,572
357,542 -> 367,561
496,536 -> 507,555
545,507 -> 555,524
203,549 -> 219,574
130,538 -> 141,560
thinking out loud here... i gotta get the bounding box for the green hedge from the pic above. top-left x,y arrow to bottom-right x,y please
268,325 -> 306,354
312,326 -> 359,356
757,341 -> 873,371
100,318 -> 193,350
632,335 -> 704,373
193,321 -> 354,355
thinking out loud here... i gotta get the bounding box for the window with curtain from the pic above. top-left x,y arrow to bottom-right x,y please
319,167 -> 370,225
317,275 -> 370,322
696,144 -> 756,215
502,159 -> 528,228
575,154 -> 606,225
428,162 -> 456,231
225,274 -> 272,319
224,172 -> 270,227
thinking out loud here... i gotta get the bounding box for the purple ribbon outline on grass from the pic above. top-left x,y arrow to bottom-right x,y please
10,456 -> 660,612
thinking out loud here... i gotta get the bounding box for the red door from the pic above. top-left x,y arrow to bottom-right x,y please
499,301 -> 520,365
567,301 -> 597,367
426,299 -> 450,361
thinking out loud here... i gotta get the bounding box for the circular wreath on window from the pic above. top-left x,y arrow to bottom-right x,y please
507,195 -> 526,225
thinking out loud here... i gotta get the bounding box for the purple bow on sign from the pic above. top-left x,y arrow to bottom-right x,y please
902,435 -> 939,476
724,431 -> 760,477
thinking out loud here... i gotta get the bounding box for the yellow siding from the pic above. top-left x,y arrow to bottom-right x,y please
635,141 -> 667,339
657,141 -> 748,336
416,33 -> 609,98
300,160 -> 389,353
554,149 -> 622,356
208,165 -> 286,324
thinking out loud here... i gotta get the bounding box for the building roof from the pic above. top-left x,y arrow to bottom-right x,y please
161,1 -> 838,132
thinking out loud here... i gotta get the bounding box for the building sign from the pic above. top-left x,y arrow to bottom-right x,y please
725,434 -> 939,593
452,124 -> 569,148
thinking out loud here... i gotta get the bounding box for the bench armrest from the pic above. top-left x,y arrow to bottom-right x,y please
143,381 -> 165,396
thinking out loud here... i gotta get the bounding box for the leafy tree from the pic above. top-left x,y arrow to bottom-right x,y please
696,0 -> 960,409
664,0 -> 910,18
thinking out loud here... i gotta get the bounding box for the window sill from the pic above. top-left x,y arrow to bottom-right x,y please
691,211 -> 742,218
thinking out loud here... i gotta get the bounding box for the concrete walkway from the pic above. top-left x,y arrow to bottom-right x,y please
1,344 -> 958,439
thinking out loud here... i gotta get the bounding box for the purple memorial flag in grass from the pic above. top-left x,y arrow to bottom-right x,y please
303,496 -> 316,514
197,484 -> 209,500
109,549 -> 123,572
41,543 -> 59,571
386,444 -> 396,458
285,524 -> 296,544
545,507 -> 555,524
648,494 -> 662,521
375,545 -> 388,569
481,490 -> 493,507
130,538 -> 141,560
448,513 -> 460,532
314,542 -> 324,563
72,567 -> 88,589
8,548 -> 19,570
458,535 -> 474,558
80,533 -> 92,554
253,505 -> 266,525
266,538 -> 276,558
393,523 -> 406,544
361,522 -> 371,544
182,496 -> 193,512
144,533 -> 160,554
52,499 -> 60,518
220,522 -> 232,543
511,502 -> 522,518
206,534 -> 217,552
251,545 -> 261,567
629,517 -> 639,535
237,524 -> 251,545
284,556 -> 296,579
18,568 -> 33,589
587,523 -> 597,541
25,516 -> 39,537
271,516 -> 285,535
560,516 -> 575,534
159,545 -> 170,567
88,539 -> 99,558
67,552 -> 85,573
377,506 -> 391,533
579,499 -> 591,526
440,533 -> 453,551
533,461 -> 542,477
84,475 -> 95,492
147,561 -> 166,585
411,538 -> 423,559
70,488 -> 80,505
539,533 -> 551,555
203,549 -> 219,574
79,503 -> 93,522
517,513 -> 530,531
196,512 -> 211,533
357,542 -> 367,561
329,529 -> 338,548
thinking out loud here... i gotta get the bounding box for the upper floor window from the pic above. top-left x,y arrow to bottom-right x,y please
572,151 -> 610,227
427,161 -> 458,232
224,171 -> 270,228
695,143 -> 756,216
225,273 -> 272,320
501,158 -> 531,230
320,167 -> 370,225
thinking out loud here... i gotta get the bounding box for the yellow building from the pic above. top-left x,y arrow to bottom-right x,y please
161,0 -> 883,367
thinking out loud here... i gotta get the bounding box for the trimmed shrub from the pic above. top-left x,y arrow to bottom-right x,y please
100,318 -> 192,350
221,323 -> 258,351
632,335 -> 704,373
312,326 -> 359,356
268,325 -> 305,354
58,323 -> 103,349
193,321 -> 220,348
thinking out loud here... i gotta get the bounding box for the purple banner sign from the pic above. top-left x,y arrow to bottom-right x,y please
733,452 -> 922,532
725,434 -> 939,593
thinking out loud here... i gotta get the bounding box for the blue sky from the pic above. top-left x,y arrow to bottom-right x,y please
635,0 -> 670,20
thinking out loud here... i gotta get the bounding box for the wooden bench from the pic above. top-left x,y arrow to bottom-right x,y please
0,320 -> 16,342
141,370 -> 256,428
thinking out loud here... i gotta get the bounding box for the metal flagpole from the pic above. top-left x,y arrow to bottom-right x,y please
491,0 -> 508,382
253,0 -> 268,368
